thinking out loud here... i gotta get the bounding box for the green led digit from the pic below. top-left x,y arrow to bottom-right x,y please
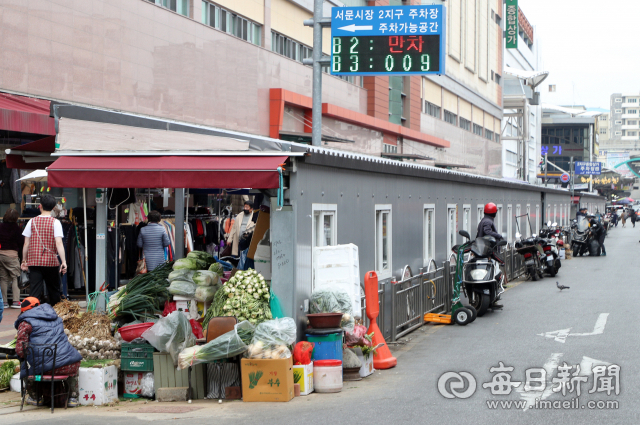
403,54 -> 412,71
350,54 -> 359,71
421,54 -> 430,71
333,37 -> 342,54
350,37 -> 359,54
333,55 -> 342,72
385,55 -> 394,72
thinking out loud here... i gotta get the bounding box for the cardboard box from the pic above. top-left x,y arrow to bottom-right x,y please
241,358 -> 294,402
78,366 -> 118,406
353,348 -> 375,378
292,362 -> 314,396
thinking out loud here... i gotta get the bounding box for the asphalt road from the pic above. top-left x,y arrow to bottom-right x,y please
3,224 -> 639,424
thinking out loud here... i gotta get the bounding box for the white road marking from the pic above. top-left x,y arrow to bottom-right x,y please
516,352 -> 563,410
578,356 -> 612,376
537,313 -> 609,343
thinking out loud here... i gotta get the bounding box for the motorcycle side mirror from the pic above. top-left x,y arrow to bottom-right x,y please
547,221 -> 552,227
552,222 -> 557,227
459,230 -> 471,240
497,240 -> 508,247
515,232 -> 521,240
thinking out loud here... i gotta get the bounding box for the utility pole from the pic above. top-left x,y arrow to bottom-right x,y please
303,0 -> 331,146
570,156 -> 574,199
589,124 -> 593,193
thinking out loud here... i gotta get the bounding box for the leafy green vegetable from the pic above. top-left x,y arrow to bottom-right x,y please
173,258 -> 198,270
208,262 -> 224,277
0,360 -> 17,389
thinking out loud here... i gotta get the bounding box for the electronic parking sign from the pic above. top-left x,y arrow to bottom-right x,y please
330,5 -> 446,76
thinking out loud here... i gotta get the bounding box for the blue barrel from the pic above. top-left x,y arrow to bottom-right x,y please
306,330 -> 343,362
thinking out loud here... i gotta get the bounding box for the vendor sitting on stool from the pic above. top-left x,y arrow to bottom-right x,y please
15,297 -> 82,407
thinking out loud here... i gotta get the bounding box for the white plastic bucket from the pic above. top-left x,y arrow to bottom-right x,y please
313,360 -> 343,393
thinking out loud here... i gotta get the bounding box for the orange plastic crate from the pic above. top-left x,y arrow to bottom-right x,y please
424,313 -> 452,324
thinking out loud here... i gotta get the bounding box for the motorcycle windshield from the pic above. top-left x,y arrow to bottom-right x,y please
576,216 -> 589,232
470,237 -> 496,257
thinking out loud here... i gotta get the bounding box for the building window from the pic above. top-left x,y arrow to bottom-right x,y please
525,205 -> 531,237
628,131 -> 637,136
477,205 -> 484,226
271,31 -> 310,61
424,101 -> 441,118
375,205 -> 392,279
202,2 -> 261,45
312,205 -> 337,248
495,133 -> 500,143
615,120 -> 622,124
599,128 -> 607,134
473,124 -> 483,136
599,115 -> 608,121
615,109 -> 622,113
463,205 -> 471,234
627,120 -> 637,125
496,205 -> 503,236
627,110 -> 637,114
615,131 -> 622,135
515,204 -> 522,237
150,0 -> 189,16
494,73 -> 501,84
447,205 -> 457,255
383,143 -> 398,154
627,98 -> 638,103
506,205 -> 513,243
459,117 -> 471,131
535,204 -> 540,235
615,98 -> 622,102
444,110 -> 457,125
423,204 -> 435,266
506,150 -> 518,165
485,129 -> 494,140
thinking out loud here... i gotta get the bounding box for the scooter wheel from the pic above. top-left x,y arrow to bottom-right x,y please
465,305 -> 477,322
453,307 -> 472,326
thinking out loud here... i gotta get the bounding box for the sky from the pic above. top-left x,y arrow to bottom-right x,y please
518,0 -> 640,110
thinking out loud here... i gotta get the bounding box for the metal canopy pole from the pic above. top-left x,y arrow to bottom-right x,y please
83,188 -> 89,303
175,188 -> 185,259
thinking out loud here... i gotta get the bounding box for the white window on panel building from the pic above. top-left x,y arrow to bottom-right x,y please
375,205 -> 392,280
423,204 -> 435,267
507,205 -> 512,243
496,204 -> 503,237
477,204 -> 484,226
536,204 -> 540,235
463,205 -> 471,234
447,205 -> 457,255
526,205 -> 531,237
312,205 -> 337,248
515,205 -> 521,237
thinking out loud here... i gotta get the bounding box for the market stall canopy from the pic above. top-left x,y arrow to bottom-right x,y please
47,155 -> 289,189
0,92 -> 55,135
5,135 -> 56,168
17,169 -> 48,182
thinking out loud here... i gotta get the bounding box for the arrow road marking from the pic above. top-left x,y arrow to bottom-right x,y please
338,24 -> 374,32
537,313 -> 609,343
516,352 -> 563,411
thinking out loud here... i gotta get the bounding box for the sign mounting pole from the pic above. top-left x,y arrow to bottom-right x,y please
303,1 -> 331,147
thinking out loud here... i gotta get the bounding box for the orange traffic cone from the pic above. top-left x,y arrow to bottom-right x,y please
365,271 -> 397,369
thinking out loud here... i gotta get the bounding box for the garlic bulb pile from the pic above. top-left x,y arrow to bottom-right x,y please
66,332 -> 121,360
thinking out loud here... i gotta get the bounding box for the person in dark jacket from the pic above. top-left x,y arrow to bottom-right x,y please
588,216 -> 606,256
477,203 -> 503,240
15,297 -> 82,407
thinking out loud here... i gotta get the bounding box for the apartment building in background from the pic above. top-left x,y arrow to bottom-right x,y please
0,0 -> 504,175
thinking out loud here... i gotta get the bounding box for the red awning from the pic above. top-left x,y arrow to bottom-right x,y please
0,93 -> 55,135
6,136 -> 56,169
47,155 -> 288,189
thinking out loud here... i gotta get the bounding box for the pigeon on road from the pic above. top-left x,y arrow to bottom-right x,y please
557,281 -> 570,290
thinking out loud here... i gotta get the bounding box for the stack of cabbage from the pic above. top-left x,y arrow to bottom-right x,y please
210,269 -> 272,325
169,251 -> 222,302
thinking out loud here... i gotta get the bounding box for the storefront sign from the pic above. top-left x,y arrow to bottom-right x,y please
505,0 -> 518,49
331,5 -> 445,76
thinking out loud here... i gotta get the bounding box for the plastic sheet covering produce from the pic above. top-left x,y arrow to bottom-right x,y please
246,317 -> 297,360
309,287 -> 355,332
177,321 -> 254,370
168,270 -> 195,283
195,285 -> 217,303
193,270 -> 219,286
141,311 -> 196,366
140,372 -> 155,398
168,279 -> 197,297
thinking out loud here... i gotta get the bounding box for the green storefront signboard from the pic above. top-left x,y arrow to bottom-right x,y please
505,0 -> 518,49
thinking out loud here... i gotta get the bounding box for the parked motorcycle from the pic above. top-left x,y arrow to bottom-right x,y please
570,216 -> 601,257
514,232 -> 544,281
538,222 -> 561,276
455,231 -> 508,317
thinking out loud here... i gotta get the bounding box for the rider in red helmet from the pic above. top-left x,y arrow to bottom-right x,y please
477,202 -> 503,240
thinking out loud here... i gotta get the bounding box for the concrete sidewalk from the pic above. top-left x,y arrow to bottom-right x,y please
0,307 -> 19,345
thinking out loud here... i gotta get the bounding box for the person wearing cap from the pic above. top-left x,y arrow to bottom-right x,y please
576,207 -> 588,219
15,297 -> 82,407
20,194 -> 67,306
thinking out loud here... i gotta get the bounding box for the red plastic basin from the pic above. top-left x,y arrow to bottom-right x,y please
119,322 -> 154,342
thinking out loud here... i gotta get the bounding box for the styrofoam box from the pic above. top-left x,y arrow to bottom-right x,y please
313,244 -> 361,317
78,366 -> 118,406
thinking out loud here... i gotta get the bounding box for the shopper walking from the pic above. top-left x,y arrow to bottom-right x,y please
20,194 -> 67,306
0,208 -> 24,309
137,210 -> 170,272
631,210 -> 637,228
621,210 -> 627,228
227,201 -> 257,256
